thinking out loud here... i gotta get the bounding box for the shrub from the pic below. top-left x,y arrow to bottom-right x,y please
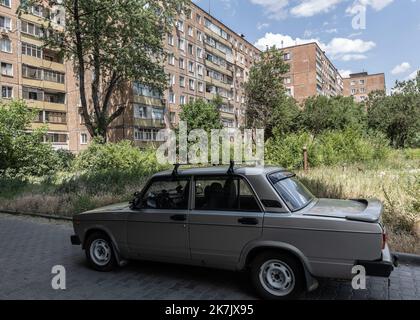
265,128 -> 390,169
74,140 -> 168,174
0,100 -> 62,177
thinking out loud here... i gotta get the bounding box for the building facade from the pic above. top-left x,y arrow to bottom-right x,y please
102,3 -> 261,151
343,72 -> 386,103
0,0 -> 69,150
1,1 -> 260,153
280,42 -> 344,103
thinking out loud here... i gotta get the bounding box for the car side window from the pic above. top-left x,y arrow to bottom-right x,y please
194,176 -> 261,212
141,179 -> 189,210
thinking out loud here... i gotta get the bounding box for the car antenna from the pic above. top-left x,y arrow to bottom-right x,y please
172,164 -> 181,177
227,160 -> 235,175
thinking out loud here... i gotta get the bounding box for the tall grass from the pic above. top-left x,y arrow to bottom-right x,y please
298,151 -> 419,254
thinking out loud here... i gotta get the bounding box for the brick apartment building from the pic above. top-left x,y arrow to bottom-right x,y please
0,0 -> 69,150
343,72 -> 386,103
279,42 -> 344,103
0,0 -> 260,153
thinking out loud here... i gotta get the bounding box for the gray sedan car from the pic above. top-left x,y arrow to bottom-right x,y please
71,164 -> 398,299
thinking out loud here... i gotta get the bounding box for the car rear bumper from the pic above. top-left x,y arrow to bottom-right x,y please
70,235 -> 81,246
357,245 -> 398,278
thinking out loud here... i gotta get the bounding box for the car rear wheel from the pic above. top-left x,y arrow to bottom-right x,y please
85,232 -> 117,272
250,252 -> 304,300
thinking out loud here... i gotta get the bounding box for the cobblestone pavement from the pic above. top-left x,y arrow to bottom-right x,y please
0,213 -> 419,300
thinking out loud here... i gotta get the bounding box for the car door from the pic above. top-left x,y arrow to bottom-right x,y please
189,175 -> 264,268
126,177 -> 191,261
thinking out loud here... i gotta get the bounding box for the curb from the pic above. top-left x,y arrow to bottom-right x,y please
396,253 -> 420,266
0,210 -> 72,222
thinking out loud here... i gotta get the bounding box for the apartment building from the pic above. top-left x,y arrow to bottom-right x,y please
104,2 -> 261,150
0,0 -> 69,150
343,72 -> 386,102
280,42 -> 344,103
1,1 -> 260,153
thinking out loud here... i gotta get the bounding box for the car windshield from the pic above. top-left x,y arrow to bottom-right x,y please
269,172 -> 315,211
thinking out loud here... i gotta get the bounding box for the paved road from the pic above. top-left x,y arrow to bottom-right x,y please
0,213 -> 419,300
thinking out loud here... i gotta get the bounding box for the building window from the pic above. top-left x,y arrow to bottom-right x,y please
44,69 -> 65,83
188,43 -> 193,55
178,38 -> 185,51
134,129 -> 163,142
188,26 -> 193,37
196,30 -> 202,42
359,79 -> 365,85
167,34 -> 174,46
22,42 -> 43,58
188,61 -> 194,73
196,14 -> 202,24
350,80 -> 356,86
1,62 -> 13,76
180,95 -> 186,105
1,0 -> 11,8
23,86 -> 43,100
360,88 -> 366,93
196,47 -> 203,59
169,92 -> 175,104
179,76 -> 185,87
198,82 -> 204,92
189,79 -> 195,91
80,133 -> 88,145
134,104 -> 148,119
22,64 -> 42,80
132,83 -> 161,99
0,15 -> 12,29
0,38 -> 11,53
176,20 -> 184,32
46,133 -> 67,144
179,57 -> 185,69
284,77 -> 291,85
168,54 -> 175,65
21,21 -> 44,37
1,86 -> 12,98
45,111 -> 66,123
351,88 -> 357,95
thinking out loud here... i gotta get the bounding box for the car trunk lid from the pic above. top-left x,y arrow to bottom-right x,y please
302,198 -> 383,223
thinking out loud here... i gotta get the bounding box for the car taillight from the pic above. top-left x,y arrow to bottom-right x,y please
382,229 -> 387,250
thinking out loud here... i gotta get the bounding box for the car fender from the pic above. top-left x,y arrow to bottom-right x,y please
82,224 -> 125,265
238,240 -> 318,292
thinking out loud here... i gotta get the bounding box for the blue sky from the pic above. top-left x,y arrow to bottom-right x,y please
192,0 -> 420,91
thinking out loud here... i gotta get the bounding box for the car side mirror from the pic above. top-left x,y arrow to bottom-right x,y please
261,199 -> 283,209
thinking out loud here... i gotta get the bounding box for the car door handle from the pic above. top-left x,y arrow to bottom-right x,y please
170,214 -> 187,222
238,217 -> 259,225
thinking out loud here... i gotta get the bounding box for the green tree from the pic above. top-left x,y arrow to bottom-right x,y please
299,95 -> 367,136
367,72 -> 420,148
20,0 -> 186,141
0,100 -> 59,176
244,46 -> 297,139
179,98 -> 223,133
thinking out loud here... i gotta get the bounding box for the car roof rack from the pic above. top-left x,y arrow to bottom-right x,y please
227,160 -> 235,175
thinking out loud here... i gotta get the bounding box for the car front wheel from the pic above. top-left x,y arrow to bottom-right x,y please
251,252 -> 304,300
85,232 -> 117,272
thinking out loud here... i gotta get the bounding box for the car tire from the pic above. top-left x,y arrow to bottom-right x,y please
250,251 -> 304,300
85,232 -> 117,272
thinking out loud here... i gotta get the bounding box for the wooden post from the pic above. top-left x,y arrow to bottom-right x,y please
303,146 -> 309,172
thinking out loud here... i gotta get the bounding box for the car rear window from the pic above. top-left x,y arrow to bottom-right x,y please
269,172 -> 314,212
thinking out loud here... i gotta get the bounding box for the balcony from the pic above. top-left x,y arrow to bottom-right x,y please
205,76 -> 233,91
134,118 -> 166,129
31,122 -> 68,132
133,95 -> 163,107
22,52 -> 65,73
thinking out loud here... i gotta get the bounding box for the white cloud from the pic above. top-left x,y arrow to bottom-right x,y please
339,69 -> 353,78
254,33 -> 376,61
340,54 -> 368,61
256,22 -> 270,30
254,33 -> 321,50
250,0 -> 290,19
391,62 -> 411,75
325,37 -> 375,54
290,0 -> 343,17
347,0 -> 394,14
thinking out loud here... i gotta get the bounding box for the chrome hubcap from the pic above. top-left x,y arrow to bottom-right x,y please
90,239 -> 111,266
259,260 -> 295,296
